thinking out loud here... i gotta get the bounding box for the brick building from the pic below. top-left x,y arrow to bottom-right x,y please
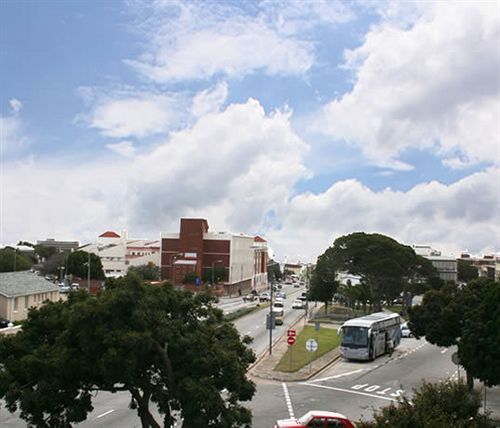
160,218 -> 268,295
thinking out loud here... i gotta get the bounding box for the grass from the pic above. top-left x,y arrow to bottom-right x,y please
274,325 -> 340,372
223,303 -> 269,322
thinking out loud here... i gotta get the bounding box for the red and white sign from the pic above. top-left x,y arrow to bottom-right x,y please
287,329 -> 296,337
287,336 -> 296,346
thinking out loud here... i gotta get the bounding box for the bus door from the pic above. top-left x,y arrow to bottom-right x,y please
372,331 -> 386,358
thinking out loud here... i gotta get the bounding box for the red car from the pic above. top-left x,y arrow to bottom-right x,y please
275,410 -> 356,428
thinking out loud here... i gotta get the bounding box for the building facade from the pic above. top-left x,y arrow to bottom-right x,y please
80,231 -> 160,278
36,238 -> 80,252
160,218 -> 268,295
413,245 -> 458,283
0,271 -> 61,322
458,253 -> 500,280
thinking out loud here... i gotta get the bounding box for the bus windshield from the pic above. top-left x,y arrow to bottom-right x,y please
341,326 -> 368,347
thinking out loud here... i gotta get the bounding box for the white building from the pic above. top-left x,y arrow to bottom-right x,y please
413,245 -> 458,283
80,231 -> 160,278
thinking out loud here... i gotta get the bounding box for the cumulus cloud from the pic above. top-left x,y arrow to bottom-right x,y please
106,141 -> 136,157
81,90 -> 186,139
267,167 -> 500,262
191,82 -> 228,117
316,1 -> 500,169
0,112 -> 29,156
9,98 -> 22,113
125,0 -> 319,82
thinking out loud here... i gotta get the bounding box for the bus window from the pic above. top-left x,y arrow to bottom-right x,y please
341,326 -> 368,347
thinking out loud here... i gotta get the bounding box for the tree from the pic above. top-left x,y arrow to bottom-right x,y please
409,279 -> 489,389
66,250 -> 105,280
357,381 -> 492,427
0,274 -> 256,427
459,279 -> 500,387
0,247 -> 33,272
40,251 -> 67,277
33,244 -> 58,260
325,233 -> 437,312
267,260 -> 282,282
309,250 -> 338,313
128,263 -> 160,281
457,259 -> 479,283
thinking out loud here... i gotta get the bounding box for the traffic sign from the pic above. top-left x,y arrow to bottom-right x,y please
287,329 -> 296,337
195,276 -> 201,286
287,336 -> 296,346
306,338 -> 318,352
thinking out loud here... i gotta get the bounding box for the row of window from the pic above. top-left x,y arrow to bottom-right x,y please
12,292 -> 57,311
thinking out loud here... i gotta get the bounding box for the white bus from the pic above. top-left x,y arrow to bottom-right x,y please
339,312 -> 401,361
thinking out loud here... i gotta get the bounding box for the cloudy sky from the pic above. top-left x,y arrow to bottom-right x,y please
1,0 -> 499,262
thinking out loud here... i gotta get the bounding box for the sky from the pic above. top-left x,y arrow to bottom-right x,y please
1,0 -> 499,263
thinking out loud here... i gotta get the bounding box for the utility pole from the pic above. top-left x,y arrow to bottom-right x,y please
87,252 -> 91,291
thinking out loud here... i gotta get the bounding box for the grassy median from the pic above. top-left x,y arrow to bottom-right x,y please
275,325 -> 340,372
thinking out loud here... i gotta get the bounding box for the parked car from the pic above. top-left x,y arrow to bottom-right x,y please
400,322 -> 412,338
0,319 -> 10,328
59,285 -> 72,293
243,293 -> 255,302
276,291 -> 286,299
292,299 -> 305,309
275,410 -> 356,428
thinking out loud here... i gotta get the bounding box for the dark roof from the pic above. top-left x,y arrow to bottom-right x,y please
0,271 -> 60,298
254,236 -> 267,242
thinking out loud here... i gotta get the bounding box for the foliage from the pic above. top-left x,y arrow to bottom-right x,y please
409,279 -> 495,388
324,233 -> 437,311
66,250 -> 105,280
33,244 -> 58,260
182,270 -> 198,284
128,262 -> 160,281
457,259 -> 479,283
357,381 -> 492,428
40,251 -> 67,277
0,247 -> 34,272
309,250 -> 338,312
459,279 -> 500,387
267,260 -> 282,282
337,280 -> 371,312
201,266 -> 227,283
0,274 -> 256,428
16,241 -> 34,247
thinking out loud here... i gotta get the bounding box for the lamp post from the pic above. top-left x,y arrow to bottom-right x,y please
87,252 -> 91,291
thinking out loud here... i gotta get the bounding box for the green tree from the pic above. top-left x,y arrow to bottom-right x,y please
357,381 -> 492,428
33,244 -> 58,260
267,260 -> 282,282
457,259 -> 479,283
459,279 -> 500,387
128,263 -> 160,281
0,247 -> 33,272
0,274 -> 256,427
325,233 -> 437,312
66,250 -> 105,280
40,251 -> 67,277
201,266 -> 228,284
309,251 -> 338,313
409,279 -> 488,388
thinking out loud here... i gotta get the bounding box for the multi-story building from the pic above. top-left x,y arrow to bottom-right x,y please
0,271 -> 61,322
458,253 -> 500,280
36,238 -> 79,253
413,245 -> 458,283
160,218 -> 268,295
80,231 -> 160,278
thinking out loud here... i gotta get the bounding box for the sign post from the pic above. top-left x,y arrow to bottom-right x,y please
306,338 -> 318,373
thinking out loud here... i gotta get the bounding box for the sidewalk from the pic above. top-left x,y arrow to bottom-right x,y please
249,315 -> 342,382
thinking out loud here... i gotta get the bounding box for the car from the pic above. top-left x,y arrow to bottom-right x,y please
292,299 -> 305,309
259,291 -> 271,302
275,410 -> 356,428
294,282 -> 301,288
272,301 -> 285,315
0,319 -> 10,328
243,293 -> 255,302
274,313 -> 284,325
400,323 -> 412,338
59,285 -> 72,293
276,291 -> 286,299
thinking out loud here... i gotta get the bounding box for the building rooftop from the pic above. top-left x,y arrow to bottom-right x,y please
0,271 -> 60,298
99,231 -> 121,238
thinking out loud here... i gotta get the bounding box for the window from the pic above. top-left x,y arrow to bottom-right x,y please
308,418 -> 326,427
25,295 -> 29,308
13,297 -> 18,311
326,419 -> 343,427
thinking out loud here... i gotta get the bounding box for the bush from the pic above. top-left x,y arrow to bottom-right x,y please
357,381 -> 492,428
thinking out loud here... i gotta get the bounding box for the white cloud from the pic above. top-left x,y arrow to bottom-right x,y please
125,1 -> 317,82
191,82 -> 228,117
106,141 -> 136,157
84,92 -> 185,139
316,1 -> 500,169
9,98 -> 22,113
267,167 -> 500,262
0,114 -> 29,156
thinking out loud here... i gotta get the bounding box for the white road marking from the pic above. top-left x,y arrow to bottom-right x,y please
301,382 -> 397,402
96,409 -> 114,419
310,368 -> 365,383
441,348 -> 448,354
245,330 -> 252,335
282,383 -> 295,418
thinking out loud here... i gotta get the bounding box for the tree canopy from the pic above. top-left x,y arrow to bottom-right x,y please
357,381 -> 492,428
316,233 -> 437,311
0,247 -> 34,272
128,262 -> 160,281
0,274 -> 256,427
66,250 -> 105,280
409,278 -> 498,388
457,259 -> 479,283
309,250 -> 338,311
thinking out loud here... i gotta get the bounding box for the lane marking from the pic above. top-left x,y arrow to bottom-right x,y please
96,409 -> 115,419
441,348 -> 448,354
301,382 -> 397,402
310,368 -> 365,383
282,383 -> 295,419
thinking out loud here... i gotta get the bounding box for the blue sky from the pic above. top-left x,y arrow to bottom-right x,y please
1,0 -> 499,261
